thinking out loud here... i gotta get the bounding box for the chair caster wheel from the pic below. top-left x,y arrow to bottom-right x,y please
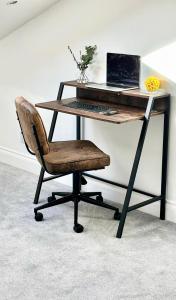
114,210 -> 121,220
48,195 -> 56,202
35,212 -> 43,222
73,223 -> 84,233
96,195 -> 103,203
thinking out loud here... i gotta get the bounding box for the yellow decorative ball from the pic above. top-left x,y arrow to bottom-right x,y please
144,76 -> 160,92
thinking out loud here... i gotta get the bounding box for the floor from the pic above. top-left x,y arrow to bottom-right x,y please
1,162 -> 176,300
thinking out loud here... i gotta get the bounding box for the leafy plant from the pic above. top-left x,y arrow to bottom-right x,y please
68,45 -> 97,71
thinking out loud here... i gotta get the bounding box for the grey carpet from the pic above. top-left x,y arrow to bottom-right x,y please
0,162 -> 176,300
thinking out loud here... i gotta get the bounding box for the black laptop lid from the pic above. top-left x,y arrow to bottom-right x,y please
107,53 -> 140,86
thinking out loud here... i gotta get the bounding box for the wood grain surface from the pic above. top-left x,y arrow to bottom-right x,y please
36,98 -> 163,124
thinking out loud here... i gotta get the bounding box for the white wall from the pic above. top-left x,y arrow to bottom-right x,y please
0,0 -> 176,220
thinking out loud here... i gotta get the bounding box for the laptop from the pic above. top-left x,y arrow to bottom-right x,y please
86,53 -> 140,92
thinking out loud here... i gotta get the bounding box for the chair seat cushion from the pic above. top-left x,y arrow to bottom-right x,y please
44,140 -> 110,174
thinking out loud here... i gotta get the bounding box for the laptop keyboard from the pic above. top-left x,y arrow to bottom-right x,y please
64,101 -> 112,113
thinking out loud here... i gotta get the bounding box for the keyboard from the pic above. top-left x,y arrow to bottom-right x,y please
64,101 -> 112,113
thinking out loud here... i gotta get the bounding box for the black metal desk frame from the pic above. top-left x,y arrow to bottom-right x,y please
34,82 -> 170,238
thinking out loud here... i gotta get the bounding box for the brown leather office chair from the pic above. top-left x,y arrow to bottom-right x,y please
15,96 -> 120,233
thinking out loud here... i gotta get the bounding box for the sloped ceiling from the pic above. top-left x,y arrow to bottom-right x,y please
0,0 -> 59,40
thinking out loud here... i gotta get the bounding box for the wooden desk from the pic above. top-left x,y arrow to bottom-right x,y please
35,81 -> 170,238
36,81 -> 168,125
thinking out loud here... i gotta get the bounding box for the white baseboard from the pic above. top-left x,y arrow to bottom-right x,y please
0,146 -> 40,174
0,145 -> 73,184
0,146 -> 175,223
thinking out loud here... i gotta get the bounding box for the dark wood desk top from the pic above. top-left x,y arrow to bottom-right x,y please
36,98 -> 162,125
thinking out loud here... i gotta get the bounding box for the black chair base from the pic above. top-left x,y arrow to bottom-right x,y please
34,192 -> 120,233
34,172 -> 121,233
48,191 -> 103,203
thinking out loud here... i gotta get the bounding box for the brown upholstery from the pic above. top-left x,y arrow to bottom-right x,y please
15,97 -> 49,163
15,97 -> 110,174
45,140 -> 110,174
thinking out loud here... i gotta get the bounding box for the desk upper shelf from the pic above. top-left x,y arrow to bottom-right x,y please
63,80 -> 170,99
63,80 -> 169,112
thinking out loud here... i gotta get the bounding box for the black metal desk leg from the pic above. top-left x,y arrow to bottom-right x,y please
160,104 -> 170,220
33,83 -> 64,204
48,82 -> 64,142
76,115 -> 81,140
116,96 -> 155,238
76,116 -> 88,186
76,116 -> 82,191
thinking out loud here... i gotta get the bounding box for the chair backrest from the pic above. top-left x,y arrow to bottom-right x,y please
15,97 -> 49,162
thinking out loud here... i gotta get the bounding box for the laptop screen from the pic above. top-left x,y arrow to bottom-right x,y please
107,53 -> 140,86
